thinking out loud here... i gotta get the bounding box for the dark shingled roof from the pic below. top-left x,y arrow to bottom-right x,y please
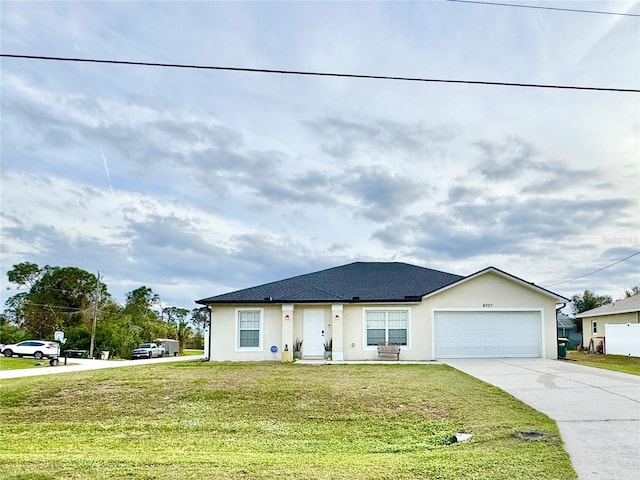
197,262 -> 464,305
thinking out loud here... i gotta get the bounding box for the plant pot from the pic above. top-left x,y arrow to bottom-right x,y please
324,351 -> 331,359
293,351 -> 301,360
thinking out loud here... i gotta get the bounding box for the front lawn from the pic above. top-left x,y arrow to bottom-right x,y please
0,362 -> 576,479
566,350 -> 640,375
0,356 -> 51,371
182,348 -> 204,356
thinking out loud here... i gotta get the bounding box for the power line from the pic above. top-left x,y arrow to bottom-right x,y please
1,53 -> 638,93
446,0 -> 640,17
547,251 -> 640,287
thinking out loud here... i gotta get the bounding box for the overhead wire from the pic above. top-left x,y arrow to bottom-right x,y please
446,0 -> 640,17
1,16 -> 638,296
547,251 -> 640,287
16,302 -> 83,312
1,54 -> 638,93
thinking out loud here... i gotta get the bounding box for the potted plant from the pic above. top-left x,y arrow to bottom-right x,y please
293,338 -> 303,360
323,338 -> 332,360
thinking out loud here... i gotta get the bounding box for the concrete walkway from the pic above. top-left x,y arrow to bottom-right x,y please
444,358 -> 640,480
0,354 -> 205,380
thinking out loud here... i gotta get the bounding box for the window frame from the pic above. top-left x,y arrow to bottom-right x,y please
592,320 -> 598,335
235,308 -> 264,352
362,307 -> 411,350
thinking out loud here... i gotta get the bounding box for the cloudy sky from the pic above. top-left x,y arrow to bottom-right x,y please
1,0 -> 638,312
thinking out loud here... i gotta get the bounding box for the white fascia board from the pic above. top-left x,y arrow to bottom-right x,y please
579,308 -> 640,318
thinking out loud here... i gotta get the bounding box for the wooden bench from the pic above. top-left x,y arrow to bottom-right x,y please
377,342 -> 401,360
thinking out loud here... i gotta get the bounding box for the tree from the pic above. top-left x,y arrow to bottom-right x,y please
571,289 -> 612,332
188,307 -> 208,350
125,286 -> 160,316
0,312 -> 24,344
176,320 -> 193,354
3,262 -> 199,358
122,286 -> 176,343
93,301 -> 145,359
7,262 -> 43,288
190,306 -> 209,331
571,290 -> 612,315
4,263 -> 109,338
625,286 -> 640,298
4,262 -> 42,329
162,306 -> 189,327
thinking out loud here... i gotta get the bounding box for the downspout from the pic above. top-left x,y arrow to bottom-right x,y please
556,303 -> 567,357
206,305 -> 213,361
555,303 -> 566,334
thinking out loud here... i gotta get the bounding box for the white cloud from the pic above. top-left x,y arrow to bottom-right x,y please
1,0 -> 638,307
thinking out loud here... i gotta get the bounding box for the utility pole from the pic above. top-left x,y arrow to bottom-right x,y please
89,271 -> 101,359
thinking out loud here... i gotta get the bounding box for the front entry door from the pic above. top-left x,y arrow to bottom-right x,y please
303,309 -> 325,356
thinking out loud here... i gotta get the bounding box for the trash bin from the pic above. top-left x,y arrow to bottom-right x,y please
100,351 -> 110,360
557,338 -> 568,359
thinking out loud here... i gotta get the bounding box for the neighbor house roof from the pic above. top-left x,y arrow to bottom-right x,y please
197,262 -> 464,305
557,313 -> 574,329
578,294 -> 640,318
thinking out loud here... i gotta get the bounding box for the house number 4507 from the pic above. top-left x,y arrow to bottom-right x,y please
483,303 -> 493,307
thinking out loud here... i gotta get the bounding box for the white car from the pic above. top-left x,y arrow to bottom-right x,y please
1,340 -> 60,360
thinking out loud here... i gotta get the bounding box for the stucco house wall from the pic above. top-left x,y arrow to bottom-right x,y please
209,304 -> 287,361
582,312 -> 640,350
201,263 -> 566,362
208,272 -> 560,361
578,295 -> 640,351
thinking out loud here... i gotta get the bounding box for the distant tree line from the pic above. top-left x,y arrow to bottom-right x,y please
0,262 -> 208,359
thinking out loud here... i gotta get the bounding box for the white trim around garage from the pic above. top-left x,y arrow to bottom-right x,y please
431,308 -> 545,359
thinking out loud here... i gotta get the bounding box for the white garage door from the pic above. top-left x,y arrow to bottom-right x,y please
434,310 -> 542,358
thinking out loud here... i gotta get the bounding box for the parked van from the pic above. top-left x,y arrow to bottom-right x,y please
156,338 -> 179,356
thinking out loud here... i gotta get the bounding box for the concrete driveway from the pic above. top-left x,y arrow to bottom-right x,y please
444,358 -> 640,480
0,354 -> 205,380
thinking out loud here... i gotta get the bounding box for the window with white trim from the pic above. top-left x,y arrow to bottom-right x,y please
365,309 -> 409,346
237,309 -> 263,349
592,321 -> 598,335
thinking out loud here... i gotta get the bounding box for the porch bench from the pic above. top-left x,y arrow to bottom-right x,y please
377,342 -> 401,360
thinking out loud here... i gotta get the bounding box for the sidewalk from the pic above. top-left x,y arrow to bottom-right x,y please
0,354 -> 206,380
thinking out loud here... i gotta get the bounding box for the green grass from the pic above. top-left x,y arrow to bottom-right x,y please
566,350 -> 640,375
0,356 -> 52,371
182,348 -> 204,356
0,363 -> 576,479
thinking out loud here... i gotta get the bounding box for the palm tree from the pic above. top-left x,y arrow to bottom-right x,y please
176,320 -> 192,354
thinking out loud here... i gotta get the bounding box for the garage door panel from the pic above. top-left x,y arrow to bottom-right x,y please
435,311 -> 541,358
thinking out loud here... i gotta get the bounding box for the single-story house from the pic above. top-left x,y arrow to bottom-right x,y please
578,294 -> 640,351
557,312 -> 582,348
196,262 -> 569,361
